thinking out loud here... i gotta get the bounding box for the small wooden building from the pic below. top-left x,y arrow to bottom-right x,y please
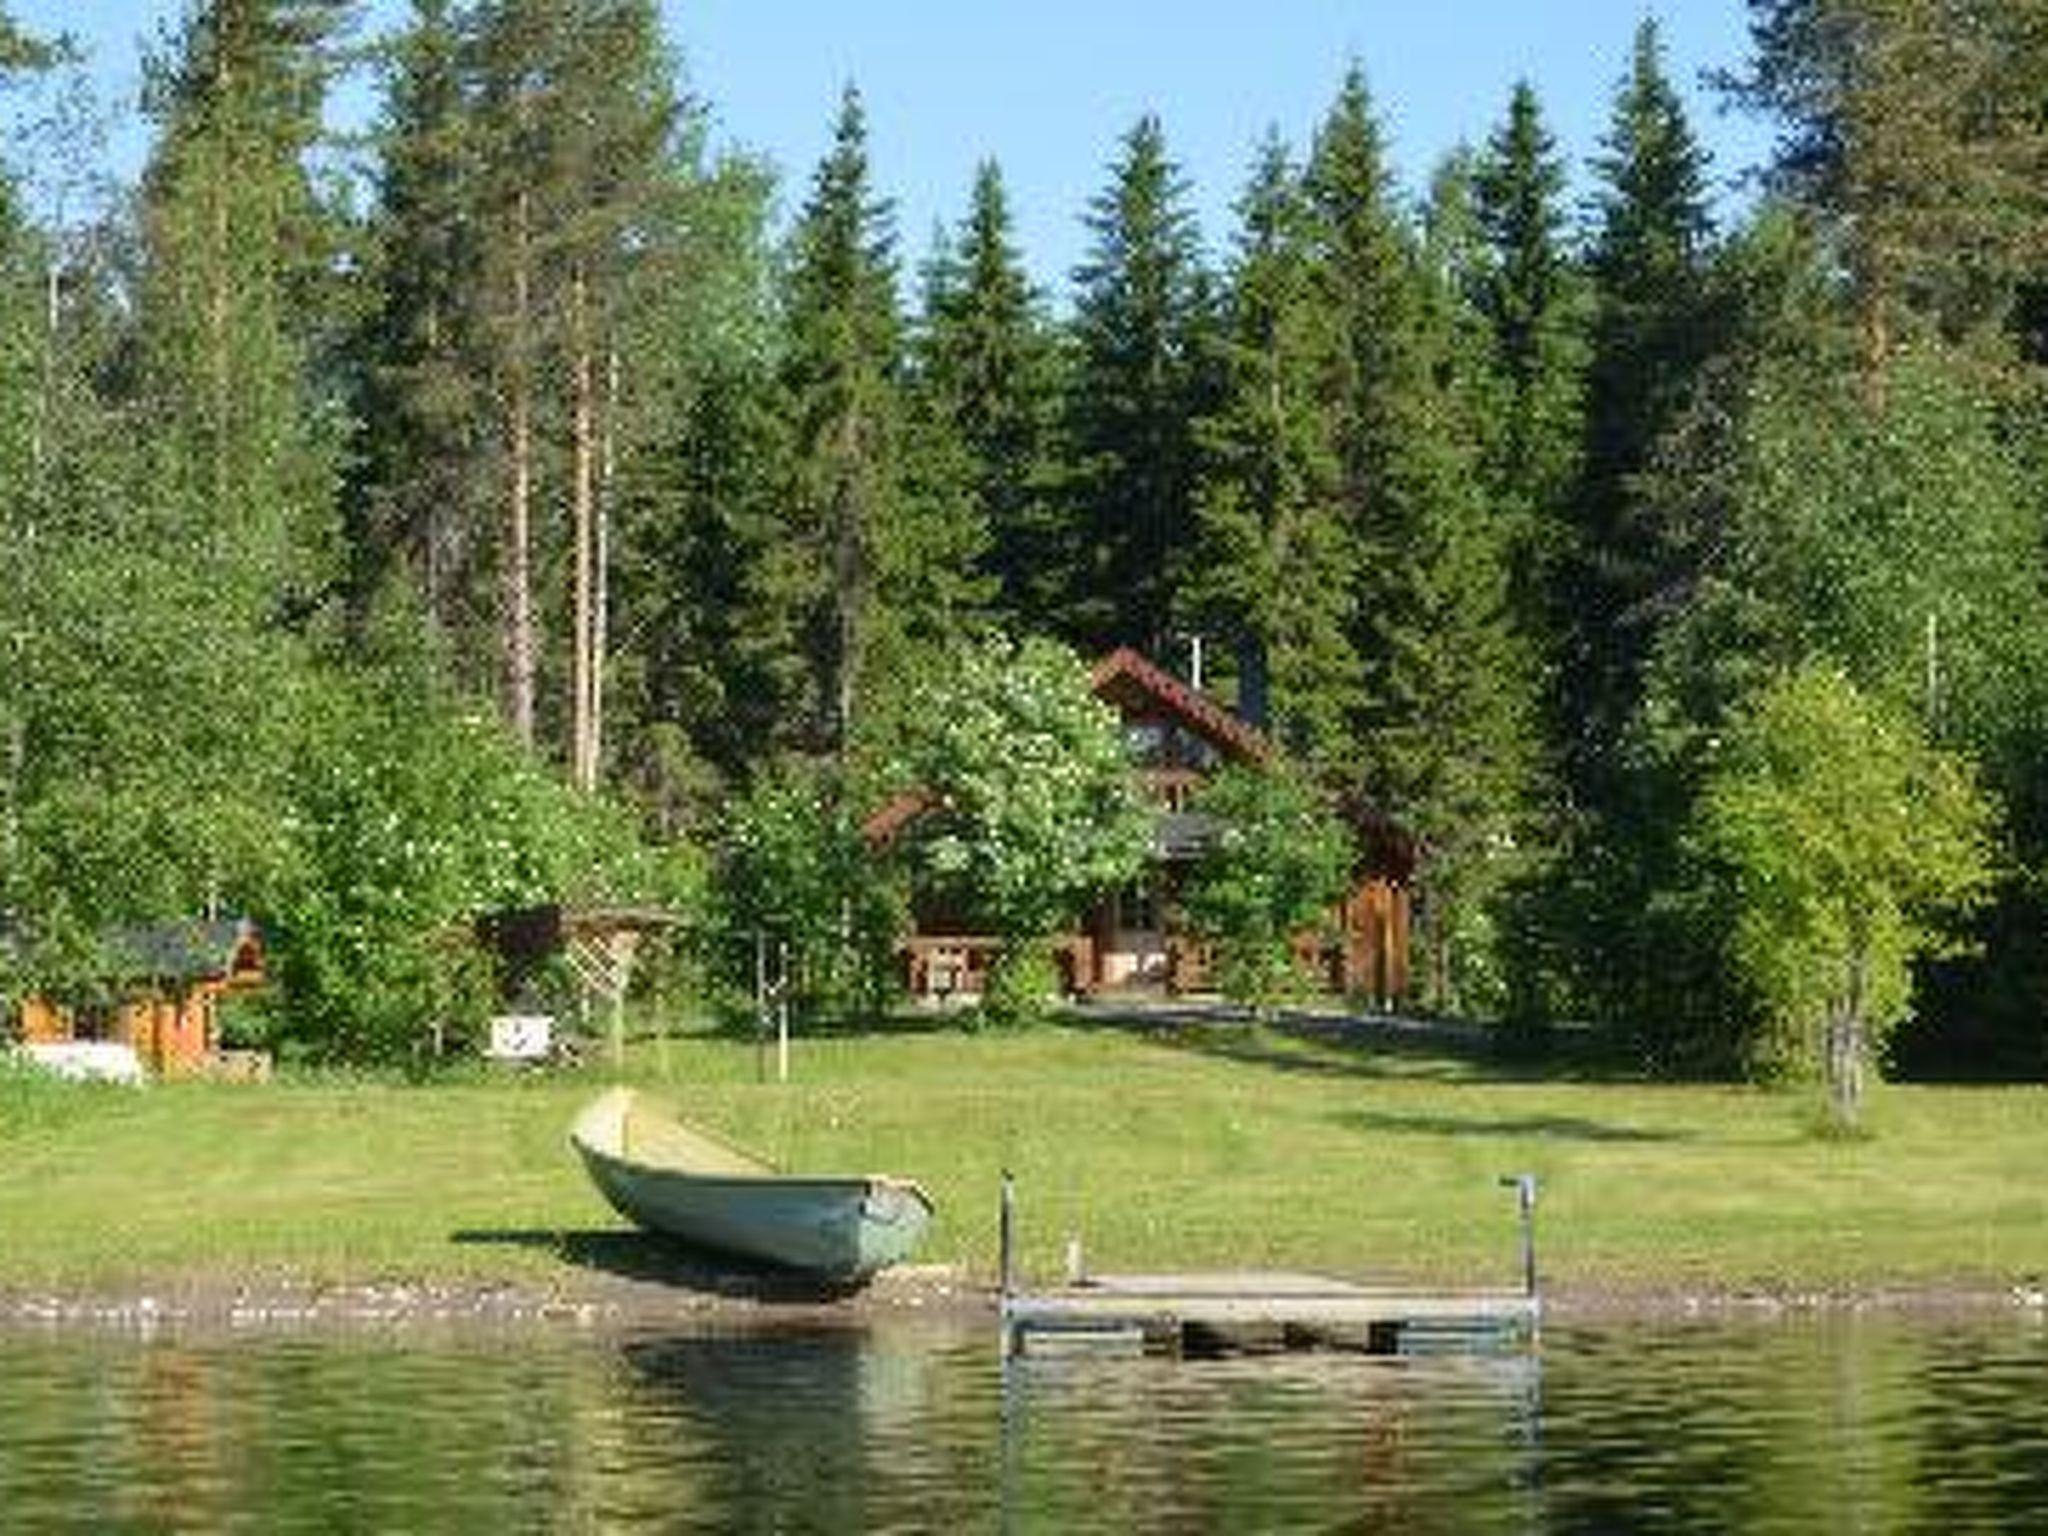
15,918 -> 267,1078
871,647 -> 1412,1007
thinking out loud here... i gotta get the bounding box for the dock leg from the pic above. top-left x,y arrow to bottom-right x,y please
999,1170 -> 1016,1358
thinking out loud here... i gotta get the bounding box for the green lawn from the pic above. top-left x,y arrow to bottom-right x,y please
3,1018 -> 2043,1298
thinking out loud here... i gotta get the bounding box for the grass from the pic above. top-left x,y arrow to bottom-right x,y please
2,1018 -> 2044,1298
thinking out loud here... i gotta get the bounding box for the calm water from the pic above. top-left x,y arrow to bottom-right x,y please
1,1312 -> 2044,1533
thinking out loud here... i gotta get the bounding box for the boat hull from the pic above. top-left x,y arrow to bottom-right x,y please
569,1089 -> 933,1279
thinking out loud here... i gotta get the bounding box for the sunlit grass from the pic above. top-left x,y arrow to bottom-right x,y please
1,1021 -> 2042,1298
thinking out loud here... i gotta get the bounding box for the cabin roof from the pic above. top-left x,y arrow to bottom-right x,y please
0,917 -> 265,988
104,918 -> 263,983
1089,646 -> 1272,767
474,903 -> 683,965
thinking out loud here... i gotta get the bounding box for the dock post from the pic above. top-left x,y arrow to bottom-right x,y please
1500,1173 -> 1539,1299
999,1170 -> 1016,1357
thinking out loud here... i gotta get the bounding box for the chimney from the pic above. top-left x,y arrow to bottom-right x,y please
1235,636 -> 1269,731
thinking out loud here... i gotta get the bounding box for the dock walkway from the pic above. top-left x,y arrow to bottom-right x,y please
1001,1270 -> 1539,1358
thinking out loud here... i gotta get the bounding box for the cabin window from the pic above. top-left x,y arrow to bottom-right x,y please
74,1002 -> 114,1043
1114,881 -> 1160,933
1124,720 -> 1166,766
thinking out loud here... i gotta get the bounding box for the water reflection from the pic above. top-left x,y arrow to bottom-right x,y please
0,1312 -> 2042,1532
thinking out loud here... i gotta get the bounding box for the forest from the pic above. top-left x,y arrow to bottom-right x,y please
0,0 -> 2044,1086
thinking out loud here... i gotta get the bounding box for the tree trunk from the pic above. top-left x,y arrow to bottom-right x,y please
502,188 -> 536,749
569,261 -> 596,791
591,343 -> 618,791
209,55 -> 232,517
1826,949 -> 1870,1133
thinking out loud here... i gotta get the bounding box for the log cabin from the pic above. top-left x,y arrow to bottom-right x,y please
869,647 -> 1412,1006
12,918 -> 267,1078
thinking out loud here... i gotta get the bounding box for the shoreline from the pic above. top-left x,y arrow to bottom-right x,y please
3,1266 -> 2042,1337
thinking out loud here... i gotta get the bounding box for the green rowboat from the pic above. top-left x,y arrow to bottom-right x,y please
568,1087 -> 934,1280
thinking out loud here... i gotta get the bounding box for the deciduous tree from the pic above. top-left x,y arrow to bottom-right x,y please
1691,664 -> 1996,1131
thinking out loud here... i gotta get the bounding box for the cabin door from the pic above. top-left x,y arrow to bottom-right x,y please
1099,879 -> 1168,990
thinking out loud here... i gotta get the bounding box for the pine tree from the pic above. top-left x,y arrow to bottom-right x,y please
1183,130 -> 1356,768
462,0 -> 683,776
1064,113 -> 1209,653
1732,0 -> 2048,378
917,160 -> 1062,636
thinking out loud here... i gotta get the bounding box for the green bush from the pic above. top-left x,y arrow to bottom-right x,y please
261,671 -> 698,1065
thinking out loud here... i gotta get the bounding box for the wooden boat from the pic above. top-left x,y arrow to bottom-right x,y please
568,1087 -> 934,1279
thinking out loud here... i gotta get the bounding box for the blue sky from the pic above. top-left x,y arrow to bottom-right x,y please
11,1 -> 1774,300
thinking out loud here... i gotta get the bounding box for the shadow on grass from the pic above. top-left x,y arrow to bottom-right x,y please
1065,1000 -> 1648,1087
1331,1108 -> 1691,1143
1066,1002 -> 1496,1083
449,1227 -> 871,1303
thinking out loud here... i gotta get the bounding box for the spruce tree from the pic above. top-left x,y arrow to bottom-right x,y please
780,83 -> 902,755
780,86 -> 986,760
1305,67 -> 1540,1011
353,0 -> 485,669
1471,81 -> 1584,632
917,160 -> 1062,636
1183,130 -> 1356,768
1064,113 -> 1208,654
1566,18 -> 1716,797
605,146 -> 798,817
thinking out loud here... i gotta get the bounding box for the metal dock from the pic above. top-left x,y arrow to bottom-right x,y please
996,1174 -> 1542,1359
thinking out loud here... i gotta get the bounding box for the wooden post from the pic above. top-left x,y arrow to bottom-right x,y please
753,931 -> 768,1085
776,941 -> 790,1084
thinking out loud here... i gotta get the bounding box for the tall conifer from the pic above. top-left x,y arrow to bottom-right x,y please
1733,0 -> 2048,377
462,0 -> 681,774
781,86 -> 986,758
1184,131 -> 1355,767
1305,67 -> 1539,1009
1064,114 -> 1208,653
353,0 -> 483,665
917,160 -> 1061,636
138,0 -> 352,614
1565,18 -> 1716,795
1471,81 -> 1584,632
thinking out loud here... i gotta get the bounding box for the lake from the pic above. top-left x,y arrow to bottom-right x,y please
0,1309 -> 2043,1532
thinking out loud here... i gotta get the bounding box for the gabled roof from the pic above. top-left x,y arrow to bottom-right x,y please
105,918 -> 264,984
1089,646 -> 1272,767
